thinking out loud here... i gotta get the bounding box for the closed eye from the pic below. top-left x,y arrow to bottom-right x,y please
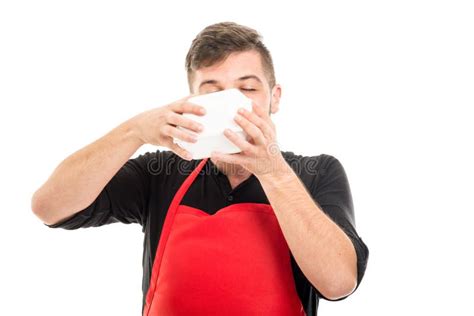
241,88 -> 256,92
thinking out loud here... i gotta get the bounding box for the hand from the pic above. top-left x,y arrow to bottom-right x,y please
131,95 -> 206,160
211,102 -> 289,178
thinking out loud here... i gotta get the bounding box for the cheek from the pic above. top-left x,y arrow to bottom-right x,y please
249,94 -> 269,111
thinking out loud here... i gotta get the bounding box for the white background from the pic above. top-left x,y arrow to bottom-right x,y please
1,0 -> 473,315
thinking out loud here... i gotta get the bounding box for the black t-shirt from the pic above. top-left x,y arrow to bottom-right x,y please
45,150 -> 369,316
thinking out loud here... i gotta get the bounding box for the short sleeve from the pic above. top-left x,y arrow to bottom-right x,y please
310,154 -> 369,301
44,150 -> 158,231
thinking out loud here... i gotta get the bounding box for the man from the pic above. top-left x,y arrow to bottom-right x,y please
32,21 -> 369,315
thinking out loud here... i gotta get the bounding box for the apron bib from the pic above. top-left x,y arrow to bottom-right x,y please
143,158 -> 306,316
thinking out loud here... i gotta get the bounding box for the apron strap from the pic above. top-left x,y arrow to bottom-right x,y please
169,158 -> 209,210
144,157 -> 208,315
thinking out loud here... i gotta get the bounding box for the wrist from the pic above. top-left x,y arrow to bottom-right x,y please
257,155 -> 295,185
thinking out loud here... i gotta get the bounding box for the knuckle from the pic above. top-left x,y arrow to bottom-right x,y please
164,112 -> 173,121
173,101 -> 183,111
161,125 -> 171,135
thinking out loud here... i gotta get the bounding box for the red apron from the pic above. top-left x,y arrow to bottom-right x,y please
143,158 -> 306,316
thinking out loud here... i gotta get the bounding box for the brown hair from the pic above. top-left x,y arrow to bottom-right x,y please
185,22 -> 276,92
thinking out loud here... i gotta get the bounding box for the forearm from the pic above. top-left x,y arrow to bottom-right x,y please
32,118 -> 144,225
257,160 -> 358,300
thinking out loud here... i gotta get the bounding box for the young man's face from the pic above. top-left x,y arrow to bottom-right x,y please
190,50 -> 281,117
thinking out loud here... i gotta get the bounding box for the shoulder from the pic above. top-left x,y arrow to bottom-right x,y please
281,150 -> 343,179
281,151 -> 351,198
134,149 -> 201,178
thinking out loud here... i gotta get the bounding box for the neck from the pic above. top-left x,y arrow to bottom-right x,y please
210,158 -> 252,188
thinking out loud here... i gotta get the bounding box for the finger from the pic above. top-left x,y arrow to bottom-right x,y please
171,101 -> 206,116
166,112 -> 204,133
223,128 -> 255,154
161,124 -> 198,144
252,102 -> 276,130
166,141 -> 193,160
237,107 -> 274,140
234,113 -> 266,145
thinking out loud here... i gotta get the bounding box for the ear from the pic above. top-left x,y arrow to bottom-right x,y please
270,84 -> 282,114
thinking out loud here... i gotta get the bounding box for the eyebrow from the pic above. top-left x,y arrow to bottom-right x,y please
199,75 -> 262,89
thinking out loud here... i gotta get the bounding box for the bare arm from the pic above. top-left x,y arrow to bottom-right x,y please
31,119 -> 144,225
32,96 -> 206,226
258,161 -> 358,300
210,103 -> 368,301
